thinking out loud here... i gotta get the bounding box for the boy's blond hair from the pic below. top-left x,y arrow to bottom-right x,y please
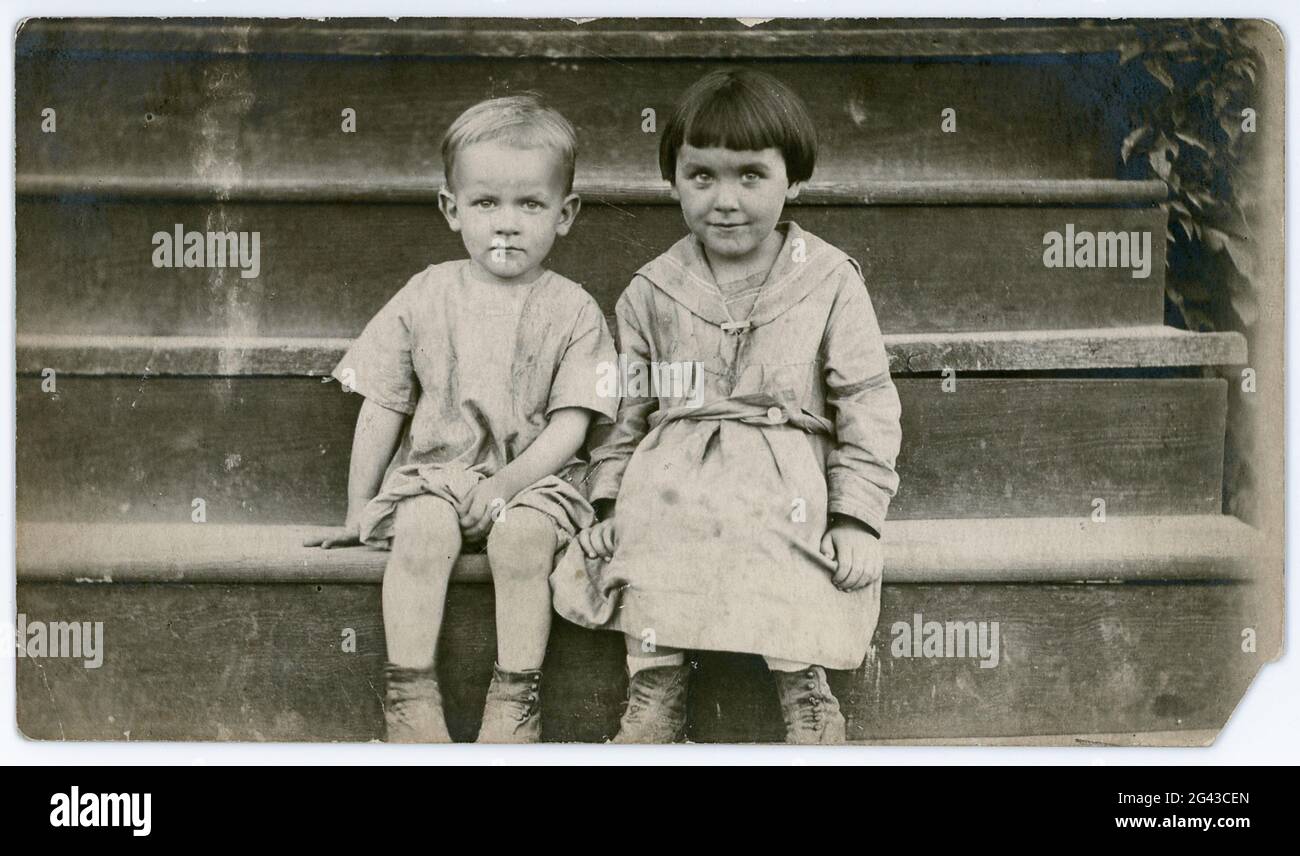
441,94 -> 578,194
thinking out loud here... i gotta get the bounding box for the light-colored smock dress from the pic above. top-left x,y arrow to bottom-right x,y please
551,223 -> 902,669
332,260 -> 618,549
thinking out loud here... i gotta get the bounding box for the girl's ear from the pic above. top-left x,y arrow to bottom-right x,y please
785,180 -> 805,202
554,192 -> 582,237
437,186 -> 461,232
669,180 -> 681,202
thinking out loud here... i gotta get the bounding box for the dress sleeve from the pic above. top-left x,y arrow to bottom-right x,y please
585,280 -> 660,504
820,263 -> 902,536
547,293 -> 619,425
331,279 -> 419,415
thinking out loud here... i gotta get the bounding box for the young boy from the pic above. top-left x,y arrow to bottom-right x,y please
306,95 -> 617,743
552,69 -> 902,744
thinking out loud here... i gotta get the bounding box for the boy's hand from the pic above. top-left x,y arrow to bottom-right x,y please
577,517 -> 618,560
820,521 -> 883,591
303,522 -> 363,550
459,476 -> 511,542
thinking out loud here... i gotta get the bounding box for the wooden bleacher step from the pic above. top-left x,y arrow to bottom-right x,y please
18,181 -> 1169,337
15,516 -> 1266,585
17,20 -> 1149,184
16,326 -> 1247,376
16,516 -> 1265,742
18,377 -> 1234,523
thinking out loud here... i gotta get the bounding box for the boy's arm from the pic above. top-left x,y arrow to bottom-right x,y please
346,398 -> 407,526
821,266 -> 902,539
457,407 -> 593,541
484,407 -> 593,501
304,397 -> 405,548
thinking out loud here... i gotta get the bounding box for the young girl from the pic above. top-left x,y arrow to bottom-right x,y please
306,95 -> 617,743
552,69 -> 902,744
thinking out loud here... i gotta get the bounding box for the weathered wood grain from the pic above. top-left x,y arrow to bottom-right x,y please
16,201 -> 1166,336
15,51 -> 1134,182
16,377 -> 1228,523
14,580 -> 1258,742
15,516 -> 1265,585
14,327 -> 1249,377
16,19 -> 1147,59
16,175 -> 1168,206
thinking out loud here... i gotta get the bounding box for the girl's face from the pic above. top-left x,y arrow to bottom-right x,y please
438,140 -> 579,285
671,143 -> 803,267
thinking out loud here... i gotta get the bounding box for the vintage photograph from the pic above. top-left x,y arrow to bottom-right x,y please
12,17 -> 1285,745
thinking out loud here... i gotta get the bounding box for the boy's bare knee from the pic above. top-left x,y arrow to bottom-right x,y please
486,508 -> 556,579
391,495 -> 461,563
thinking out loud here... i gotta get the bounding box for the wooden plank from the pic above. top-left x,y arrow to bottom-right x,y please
16,201 -> 1167,336
16,19 -> 1147,59
15,377 -> 1228,523
15,516 -> 1266,585
15,51 -> 1135,183
16,175 -> 1167,206
14,580 -> 1259,741
15,328 -> 1250,377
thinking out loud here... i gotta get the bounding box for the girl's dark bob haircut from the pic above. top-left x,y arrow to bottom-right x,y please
658,68 -> 818,185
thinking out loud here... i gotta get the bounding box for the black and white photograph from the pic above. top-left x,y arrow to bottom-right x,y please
9,13 -> 1287,754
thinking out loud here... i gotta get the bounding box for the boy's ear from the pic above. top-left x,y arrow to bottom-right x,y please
437,186 -> 461,232
785,180 -> 805,202
554,192 -> 582,237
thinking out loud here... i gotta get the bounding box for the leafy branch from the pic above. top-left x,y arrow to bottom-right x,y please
1118,20 -> 1263,332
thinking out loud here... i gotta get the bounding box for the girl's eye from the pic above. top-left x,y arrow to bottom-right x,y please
692,172 -> 713,183
742,172 -> 762,182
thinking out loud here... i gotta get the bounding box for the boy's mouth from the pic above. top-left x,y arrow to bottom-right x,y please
708,222 -> 748,230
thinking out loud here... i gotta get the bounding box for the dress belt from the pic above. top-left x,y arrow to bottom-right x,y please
647,394 -> 834,435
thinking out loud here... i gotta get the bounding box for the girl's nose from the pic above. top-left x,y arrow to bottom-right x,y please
712,182 -> 740,211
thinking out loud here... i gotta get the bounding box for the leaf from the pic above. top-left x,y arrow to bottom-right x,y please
1148,148 -> 1173,180
1121,125 -> 1152,163
1202,227 -> 1255,279
1143,57 -> 1176,91
1230,288 -> 1259,327
1174,130 -> 1215,156
1118,39 -> 1143,64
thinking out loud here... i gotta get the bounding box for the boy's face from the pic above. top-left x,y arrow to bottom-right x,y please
438,140 -> 580,284
671,144 -> 803,265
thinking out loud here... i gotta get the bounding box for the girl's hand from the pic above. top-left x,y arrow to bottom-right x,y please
303,522 -> 362,550
578,518 -> 618,560
460,476 -> 510,542
820,521 -> 883,591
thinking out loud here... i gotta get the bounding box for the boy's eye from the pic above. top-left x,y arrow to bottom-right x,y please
521,200 -> 544,211
474,199 -> 496,209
